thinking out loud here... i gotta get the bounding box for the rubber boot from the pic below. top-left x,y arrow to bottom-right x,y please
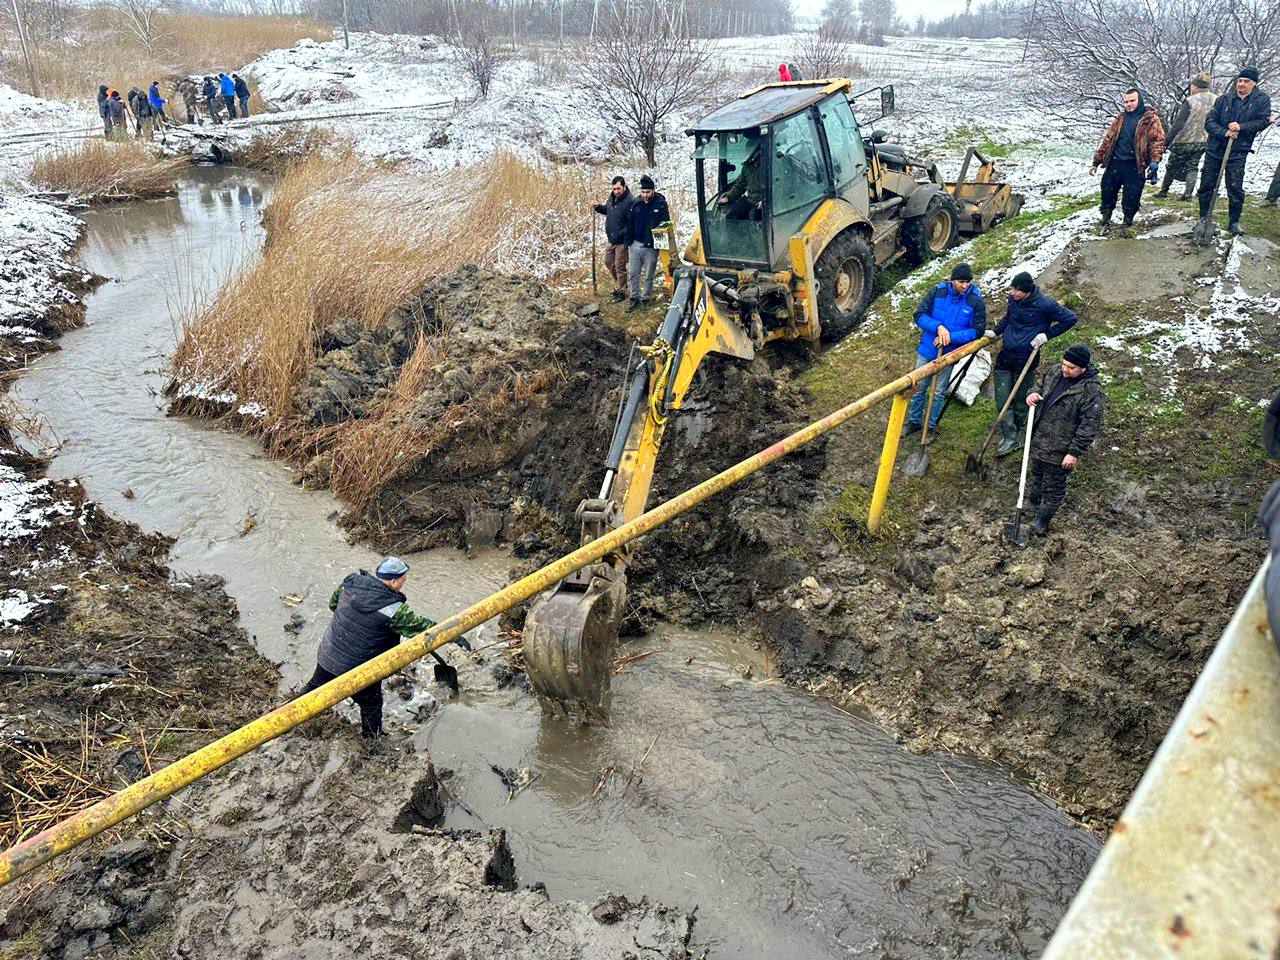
1098,205 -> 1113,232
1227,202 -> 1244,236
1156,168 -> 1174,197
1028,505 -> 1055,537
1228,220 -> 1244,236
624,298 -> 640,313
1121,211 -> 1136,228
1182,170 -> 1197,201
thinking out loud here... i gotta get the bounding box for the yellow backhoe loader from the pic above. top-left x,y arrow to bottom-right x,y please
523,79 -> 1022,714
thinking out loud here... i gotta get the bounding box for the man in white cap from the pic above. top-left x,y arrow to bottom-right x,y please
299,557 -> 466,737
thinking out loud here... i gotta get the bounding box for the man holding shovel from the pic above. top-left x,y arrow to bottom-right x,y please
1197,67 -> 1272,238
902,262 -> 987,441
1020,345 -> 1104,538
992,272 -> 1078,457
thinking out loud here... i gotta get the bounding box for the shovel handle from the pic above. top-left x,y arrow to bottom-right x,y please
1016,403 -> 1036,510
977,345 -> 1040,457
918,359 -> 944,446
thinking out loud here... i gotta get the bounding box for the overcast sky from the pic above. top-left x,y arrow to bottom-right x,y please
792,0 -> 974,20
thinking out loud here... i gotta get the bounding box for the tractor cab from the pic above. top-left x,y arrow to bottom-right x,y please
688,80 -> 883,272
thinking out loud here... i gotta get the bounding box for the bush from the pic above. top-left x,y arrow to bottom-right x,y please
28,139 -> 183,202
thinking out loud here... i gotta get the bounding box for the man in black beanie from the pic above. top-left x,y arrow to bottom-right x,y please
1198,66 -> 1272,236
992,271 -> 1078,456
1021,343 -> 1104,536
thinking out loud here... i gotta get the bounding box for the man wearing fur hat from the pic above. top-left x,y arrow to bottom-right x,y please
1158,73 -> 1215,201
1022,345 -> 1104,537
1091,88 -> 1165,229
1198,66 -> 1272,236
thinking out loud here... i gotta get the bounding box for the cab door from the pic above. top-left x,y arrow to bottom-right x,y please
767,108 -> 834,270
816,94 -> 869,219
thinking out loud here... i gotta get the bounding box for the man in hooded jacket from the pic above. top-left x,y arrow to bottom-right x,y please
299,557 -> 468,737
1090,88 -> 1165,228
96,84 -> 112,136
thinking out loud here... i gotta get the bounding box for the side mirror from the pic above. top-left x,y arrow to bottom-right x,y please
880,85 -> 895,118
871,129 -> 889,144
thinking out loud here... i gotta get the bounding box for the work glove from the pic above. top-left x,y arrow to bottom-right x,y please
983,330 -> 997,338
1031,333 -> 1048,348
453,636 -> 473,652
1146,161 -> 1159,184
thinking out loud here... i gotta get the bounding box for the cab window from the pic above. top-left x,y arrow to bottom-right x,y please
817,94 -> 866,190
694,130 -> 768,265
769,109 -> 830,256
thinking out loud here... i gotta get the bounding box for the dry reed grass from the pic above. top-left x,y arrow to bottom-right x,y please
172,148 -> 596,509
28,138 -> 184,202
1,11 -> 328,103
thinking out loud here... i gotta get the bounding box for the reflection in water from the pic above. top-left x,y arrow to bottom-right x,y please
17,167 -> 1099,960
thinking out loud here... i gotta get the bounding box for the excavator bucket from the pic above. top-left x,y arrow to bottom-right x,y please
522,563 -> 627,716
947,147 -> 1024,235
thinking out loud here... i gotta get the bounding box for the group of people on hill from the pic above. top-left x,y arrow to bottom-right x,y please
1090,66 -> 1276,234
95,73 -> 252,139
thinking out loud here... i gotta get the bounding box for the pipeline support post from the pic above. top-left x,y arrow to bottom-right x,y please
868,390 -> 910,534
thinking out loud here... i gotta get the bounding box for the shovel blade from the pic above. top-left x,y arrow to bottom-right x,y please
902,450 -> 930,478
433,661 -> 459,693
1002,520 -> 1030,546
963,451 -> 988,479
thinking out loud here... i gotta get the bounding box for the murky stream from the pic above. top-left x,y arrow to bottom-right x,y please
17,168 -> 1099,957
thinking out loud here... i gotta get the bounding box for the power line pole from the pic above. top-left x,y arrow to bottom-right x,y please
9,0 -> 40,98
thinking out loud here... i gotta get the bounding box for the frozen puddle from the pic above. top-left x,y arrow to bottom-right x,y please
17,167 -> 1099,958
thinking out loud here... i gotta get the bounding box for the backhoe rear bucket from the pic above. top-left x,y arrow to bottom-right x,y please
522,563 -> 627,717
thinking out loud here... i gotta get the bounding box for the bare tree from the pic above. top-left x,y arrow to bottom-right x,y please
581,6 -> 718,166
453,0 -> 506,99
106,0 -> 167,53
792,29 -> 859,79
858,0 -> 894,44
1024,0 -> 1280,126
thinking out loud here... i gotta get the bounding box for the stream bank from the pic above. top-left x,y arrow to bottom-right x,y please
3,167 -> 1104,958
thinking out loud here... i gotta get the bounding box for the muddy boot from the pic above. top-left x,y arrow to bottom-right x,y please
1098,207 -> 1113,233
1028,505 -> 1056,538
995,436 -> 1019,457
1156,168 -> 1173,197
624,298 -> 641,313
1121,211 -> 1136,228
1181,171 -> 1197,201
1228,220 -> 1244,236
901,420 -> 922,438
610,290 -> 625,303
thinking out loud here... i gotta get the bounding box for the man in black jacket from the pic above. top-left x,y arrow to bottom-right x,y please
298,557 -> 467,737
1198,66 -> 1273,236
1023,344 -> 1105,536
594,176 -> 633,302
992,271 -> 1078,456
626,174 -> 671,313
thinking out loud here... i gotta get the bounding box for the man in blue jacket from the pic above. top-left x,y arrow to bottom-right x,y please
219,72 -> 237,119
993,271 -> 1078,456
903,262 -> 987,437
1197,66 -> 1273,236
298,557 -> 468,738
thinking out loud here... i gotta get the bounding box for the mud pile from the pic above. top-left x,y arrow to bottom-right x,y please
294,265 -> 823,570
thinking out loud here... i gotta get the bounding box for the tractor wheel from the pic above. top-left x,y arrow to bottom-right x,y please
815,230 -> 876,343
902,192 -> 961,266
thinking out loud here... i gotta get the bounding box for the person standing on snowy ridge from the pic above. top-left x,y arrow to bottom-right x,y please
1090,87 -> 1165,230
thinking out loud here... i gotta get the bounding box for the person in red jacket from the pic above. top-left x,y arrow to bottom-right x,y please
777,63 -> 793,82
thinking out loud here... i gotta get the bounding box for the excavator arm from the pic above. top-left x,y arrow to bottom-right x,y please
522,270 -> 756,715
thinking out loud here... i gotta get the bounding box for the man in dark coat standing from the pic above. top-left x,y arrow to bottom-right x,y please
1023,344 -> 1105,536
1198,66 -> 1273,236
232,73 -> 251,118
992,271 -> 1078,456
593,176 -> 633,302
1090,88 -> 1165,229
96,84 -> 112,137
626,174 -> 671,313
298,557 -> 467,737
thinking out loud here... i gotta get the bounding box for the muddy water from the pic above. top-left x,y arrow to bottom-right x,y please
19,168 -> 1100,957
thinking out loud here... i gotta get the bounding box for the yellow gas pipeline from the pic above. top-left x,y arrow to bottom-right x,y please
0,336 -> 988,888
